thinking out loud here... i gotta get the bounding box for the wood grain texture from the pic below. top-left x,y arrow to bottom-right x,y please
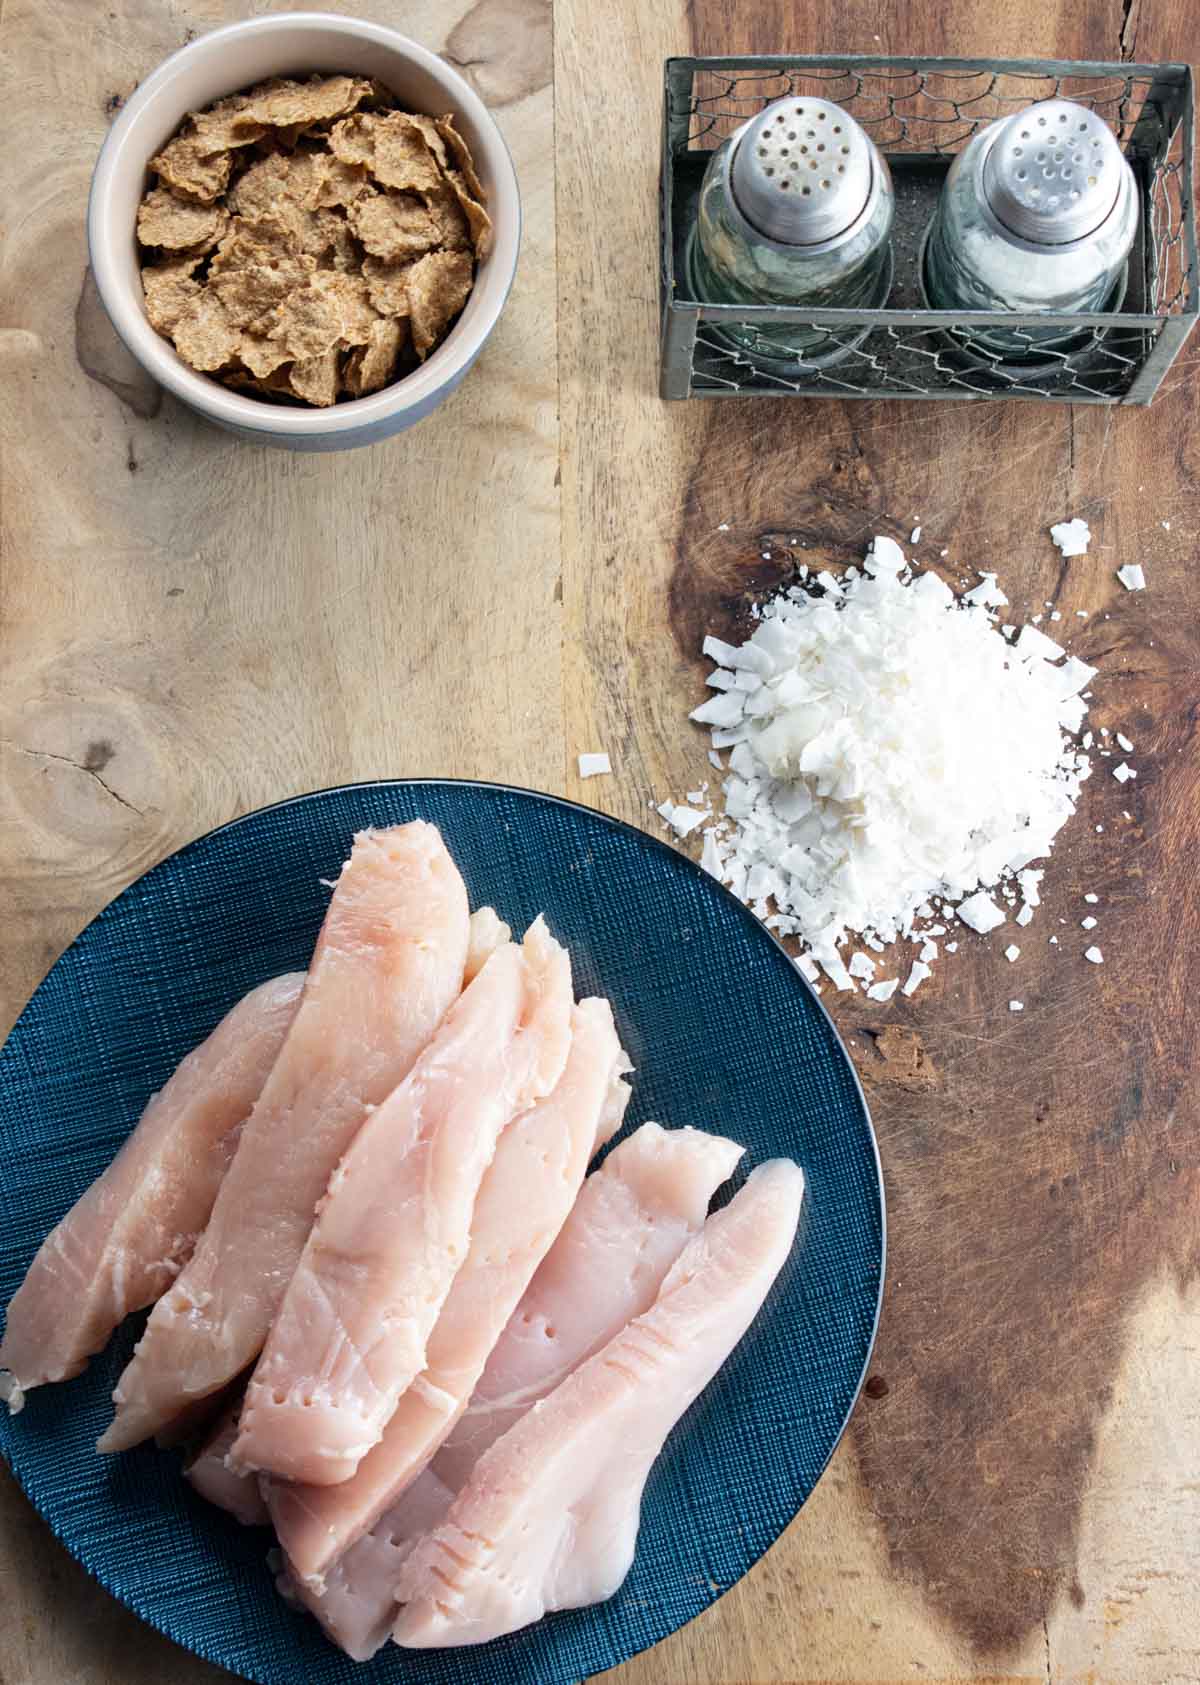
2,0 -> 1199,1681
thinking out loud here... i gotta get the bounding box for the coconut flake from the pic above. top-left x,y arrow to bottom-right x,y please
902,960 -> 931,996
666,543 -> 1096,988
1051,517 -> 1091,558
657,802 -> 707,839
1117,564 -> 1146,591
866,977 -> 899,1002
958,892 -> 1007,934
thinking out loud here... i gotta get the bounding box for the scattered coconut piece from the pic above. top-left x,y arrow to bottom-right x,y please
657,802 -> 707,839
1084,893 -> 1099,904
902,960 -> 931,997
1004,944 -> 1021,962
1117,564 -> 1146,591
1113,762 -> 1135,783
1081,916 -> 1098,930
1084,946 -> 1104,964
1051,517 -> 1091,558
1015,905 -> 1034,927
578,753 -> 612,778
1009,1000 -> 1025,1012
1116,733 -> 1134,752
866,978 -> 899,1002
958,893 -> 1007,935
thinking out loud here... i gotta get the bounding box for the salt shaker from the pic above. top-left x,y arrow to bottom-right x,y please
924,98 -> 1139,353
687,96 -> 894,367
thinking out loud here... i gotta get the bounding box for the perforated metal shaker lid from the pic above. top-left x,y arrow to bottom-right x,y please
729,96 -> 874,245
981,99 -> 1125,244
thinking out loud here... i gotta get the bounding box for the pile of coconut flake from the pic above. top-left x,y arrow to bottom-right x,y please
671,536 -> 1095,995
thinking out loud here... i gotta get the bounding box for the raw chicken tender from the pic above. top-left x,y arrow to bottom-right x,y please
99,823 -> 469,1452
184,1403 -> 270,1527
434,1120 -> 745,1490
394,1159 -> 804,1648
0,973 -> 303,1404
283,1121 -> 742,1658
267,996 -> 627,1585
232,918 -> 572,1485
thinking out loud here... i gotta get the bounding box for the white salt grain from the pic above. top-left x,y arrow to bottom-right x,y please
1084,945 -> 1104,964
578,753 -> 612,778
1004,944 -> 1021,962
911,526 -> 922,543
1083,893 -> 1099,903
1081,916 -> 1098,929
1116,733 -> 1134,752
1009,1000 -> 1025,1012
1015,905 -> 1034,927
1113,762 -> 1135,783
945,940 -> 958,953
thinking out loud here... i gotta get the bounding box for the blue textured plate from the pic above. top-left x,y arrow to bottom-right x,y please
0,781 -> 883,1685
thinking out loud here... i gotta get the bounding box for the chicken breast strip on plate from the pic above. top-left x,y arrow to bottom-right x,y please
0,973 -> 304,1410
433,1119 -> 747,1490
184,1400 -> 270,1527
394,1158 -> 804,1650
268,995 -> 629,1589
231,917 -> 573,1487
181,901 -> 514,1525
284,1120 -> 743,1661
98,822 -> 470,1453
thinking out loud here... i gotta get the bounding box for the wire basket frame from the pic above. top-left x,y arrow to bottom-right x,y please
660,56 -> 1198,405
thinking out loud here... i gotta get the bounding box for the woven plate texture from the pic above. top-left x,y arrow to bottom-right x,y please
0,781 -> 883,1685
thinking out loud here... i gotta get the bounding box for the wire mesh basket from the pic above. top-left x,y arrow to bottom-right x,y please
660,55 -> 1197,404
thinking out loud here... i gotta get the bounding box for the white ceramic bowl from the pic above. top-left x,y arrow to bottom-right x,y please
87,12 -> 520,451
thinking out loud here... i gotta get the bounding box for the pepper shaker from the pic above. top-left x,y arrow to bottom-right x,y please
924,98 -> 1139,355
687,96 -> 894,368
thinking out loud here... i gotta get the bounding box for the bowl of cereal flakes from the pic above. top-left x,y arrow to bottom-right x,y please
87,11 -> 519,451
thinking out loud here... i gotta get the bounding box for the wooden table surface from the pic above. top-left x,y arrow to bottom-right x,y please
2,1 -> 1198,1681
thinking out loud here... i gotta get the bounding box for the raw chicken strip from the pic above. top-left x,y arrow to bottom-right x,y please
99,823 -> 470,1452
0,974 -> 304,1404
231,918 -> 572,1486
283,1121 -> 740,1660
464,907 -> 510,982
268,996 -> 626,1586
394,1158 -> 804,1649
278,1469 -> 456,1662
185,1403 -> 269,1527
434,1120 -> 745,1492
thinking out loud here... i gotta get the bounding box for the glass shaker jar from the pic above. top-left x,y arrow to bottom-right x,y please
687,96 -> 894,370
924,98 -> 1139,357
